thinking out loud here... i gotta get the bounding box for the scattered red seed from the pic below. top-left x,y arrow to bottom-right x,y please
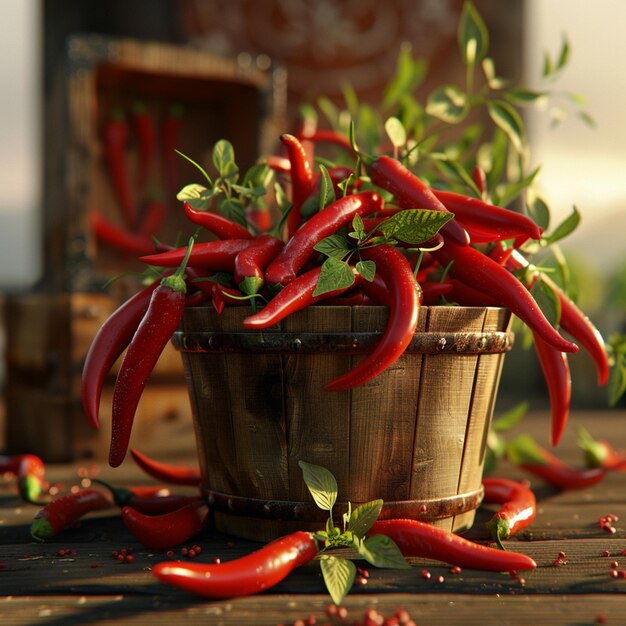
192,545 -> 202,554
166,550 -> 174,558
611,561 -> 619,569
418,504 -> 428,514
421,568 -> 431,580
336,606 -> 348,622
90,562 -> 99,568
181,547 -> 188,556
518,577 -> 526,586
602,550 -> 611,557
325,604 -> 338,617
595,613 -> 608,624
609,570 -> 618,579
437,575 -> 444,583
125,554 -> 135,564
211,557 -> 221,564
450,566 -> 462,574
618,570 -> 626,579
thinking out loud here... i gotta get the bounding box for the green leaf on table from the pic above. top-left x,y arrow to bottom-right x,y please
318,164 -> 337,212
320,555 -> 356,606
506,434 -> 549,466
346,499 -> 383,538
314,234 -> 351,260
358,534 -> 411,569
486,99 -> 526,153
379,209 -> 453,245
458,1 -> 489,66
312,258 -> 356,298
543,206 -> 581,245
426,85 -> 469,124
299,460 -> 338,512
356,260 -> 376,282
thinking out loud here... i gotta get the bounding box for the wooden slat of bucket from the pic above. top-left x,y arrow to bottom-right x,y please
451,307 -> 512,531
282,307 -> 352,504
348,306 -> 427,504
409,307 -> 487,531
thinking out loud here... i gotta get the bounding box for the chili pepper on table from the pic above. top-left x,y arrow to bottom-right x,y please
482,477 -> 537,550
30,488 -> 113,542
109,240 -> 194,467
81,279 -> 161,429
577,426 -> 626,471
1,453 -> 46,503
90,210 -> 157,257
183,202 -> 253,240
432,240 -> 578,354
324,244 -> 422,392
370,519 -> 536,572
234,233 -> 284,295
507,434 -> 607,490
121,500 -> 209,550
264,191 -> 384,287
130,449 -> 202,486
152,531 -> 318,598
131,101 -> 156,193
104,109 -> 137,229
366,155 -> 470,247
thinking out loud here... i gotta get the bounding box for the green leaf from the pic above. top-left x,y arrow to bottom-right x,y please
506,434 -> 548,466
356,260 -> 376,282
458,1 -> 489,66
433,158 -> 481,197
314,234 -> 351,260
482,58 -> 507,90
218,197 -> 247,226
312,258 -> 356,298
542,52 -> 553,78
527,193 -> 551,231
347,499 -> 383,538
213,139 -> 238,180
492,402 -> 530,432
350,214 -> 366,242
359,535 -> 411,569
608,357 -> 626,407
531,277 -> 561,327
493,166 -> 540,207
318,164 -> 337,212
486,99 -> 526,153
384,116 -> 407,149
504,87 -> 547,106
382,43 -> 427,109
317,96 -> 340,128
543,206 -> 581,245
379,209 -> 454,245
176,183 -> 213,211
426,85 -> 469,124
299,460 -> 338,511
556,35 -> 571,72
320,556 -> 356,606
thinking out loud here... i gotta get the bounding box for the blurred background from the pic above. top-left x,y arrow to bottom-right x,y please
0,0 -> 624,460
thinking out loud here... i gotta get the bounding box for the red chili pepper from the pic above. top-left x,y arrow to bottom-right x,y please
370,519 -> 536,572
183,202 -> 253,240
432,240 -> 578,354
152,531 -> 318,597
130,449 -> 202,486
507,435 -> 607,490
297,128 -> 355,156
577,427 -> 626,471
443,277 -> 499,307
121,500 -> 209,550
472,165 -> 488,199
243,265 -> 362,329
90,210 -> 157,256
104,109 -> 137,229
82,280 -> 160,429
234,234 -> 284,295
17,454 -> 46,503
532,332 -> 572,447
30,488 -> 112,542
265,191 -> 384,286
132,102 -> 156,193
482,477 -> 537,550
140,198 -> 167,238
421,280 -> 453,305
109,242 -> 193,467
280,134 -> 315,238
265,154 -> 292,174
162,104 -> 184,198
367,155 -> 470,247
433,190 -> 543,243
138,238 -> 252,272
324,245 -> 422,392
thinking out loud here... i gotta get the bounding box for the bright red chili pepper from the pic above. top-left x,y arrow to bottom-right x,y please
443,277 -> 499,307
140,198 -> 167,238
324,245 -> 422,392
130,449 -> 202,486
367,155 -> 470,247
30,488 -> 112,542
90,210 -> 156,256
152,531 -> 318,597
297,128 -> 355,156
183,202 -> 253,240
104,109 -> 137,229
265,191 -> 384,286
81,280 -> 160,429
432,240 -> 578,354
121,500 -> 209,550
280,134 -> 315,238
482,477 -> 537,550
183,267 -> 246,314
234,234 -> 284,294
370,519 -> 536,571
577,427 -> 626,471
472,165 -> 488,199
421,281 -> 453,305
138,238 -> 251,272
243,265 -> 363,329
132,102 -> 156,193
532,331 -> 572,447
109,242 -> 193,467
162,104 -> 184,198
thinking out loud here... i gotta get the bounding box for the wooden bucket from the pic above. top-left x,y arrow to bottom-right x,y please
172,305 -> 513,542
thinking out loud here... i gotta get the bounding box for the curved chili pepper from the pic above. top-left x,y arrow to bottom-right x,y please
370,519 -> 536,571
265,154 -> 292,174
152,531 -> 318,598
243,265 -> 362,329
81,280 -> 160,429
297,128 -> 355,156
138,239 -> 251,271
433,190 -> 543,243
90,210 -> 156,257
121,500 -> 209,550
421,281 -> 453,305
140,198 -> 167,238
324,245 -> 422,392
482,477 -> 537,550
432,240 -> 578,354
132,102 -> 156,193
472,165 -> 488,199
17,454 -> 46,503
265,191 -> 384,287
110,245 -> 193,467
183,202 -> 253,240
507,435 -> 607,490
367,155 -> 470,247
104,109 -> 136,229
30,488 -> 112,542
130,449 -> 202,486
281,133 -> 315,238
234,234 -> 284,294
162,104 -> 183,199
577,426 -> 626,471
532,332 -> 571,447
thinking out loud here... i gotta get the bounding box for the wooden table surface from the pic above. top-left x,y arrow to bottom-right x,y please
2,409 -> 626,626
